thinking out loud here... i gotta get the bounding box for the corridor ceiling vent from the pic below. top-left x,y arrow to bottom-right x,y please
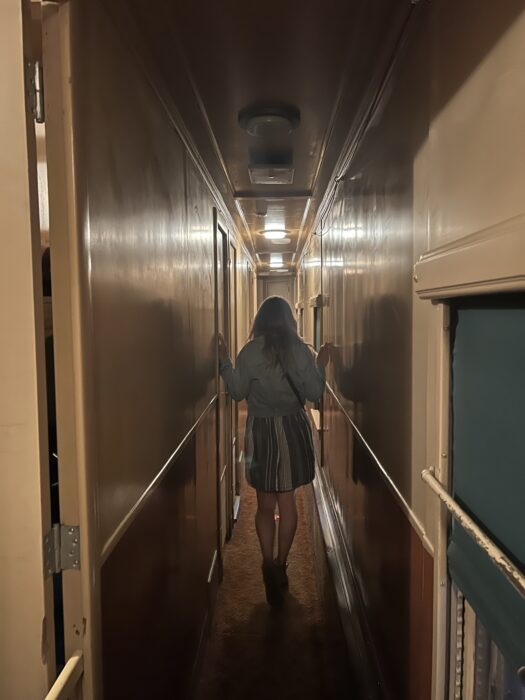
255,200 -> 268,217
248,146 -> 294,185
248,166 -> 294,185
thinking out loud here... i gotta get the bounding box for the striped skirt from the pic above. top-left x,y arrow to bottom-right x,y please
244,410 -> 316,492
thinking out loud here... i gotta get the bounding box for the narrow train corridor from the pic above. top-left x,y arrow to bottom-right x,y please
196,484 -> 351,700
3,0 -> 525,698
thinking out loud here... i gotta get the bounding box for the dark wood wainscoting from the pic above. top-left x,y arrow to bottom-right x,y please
101,407 -> 218,699
313,394 -> 433,700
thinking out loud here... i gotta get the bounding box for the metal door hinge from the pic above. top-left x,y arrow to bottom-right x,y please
28,60 -> 45,123
43,524 -> 80,577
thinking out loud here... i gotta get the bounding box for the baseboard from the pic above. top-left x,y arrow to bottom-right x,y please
312,465 -> 390,700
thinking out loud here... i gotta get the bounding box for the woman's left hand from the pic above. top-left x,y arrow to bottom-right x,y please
218,333 -> 229,363
316,342 -> 333,368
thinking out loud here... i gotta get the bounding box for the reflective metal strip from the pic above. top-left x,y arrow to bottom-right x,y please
45,651 -> 83,700
452,590 -> 465,700
30,60 -> 45,123
207,550 -> 218,585
422,469 -> 525,598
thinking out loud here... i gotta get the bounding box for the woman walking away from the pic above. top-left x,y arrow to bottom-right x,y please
218,295 -> 332,607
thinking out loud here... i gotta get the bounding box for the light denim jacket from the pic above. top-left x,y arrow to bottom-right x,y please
220,336 -> 326,417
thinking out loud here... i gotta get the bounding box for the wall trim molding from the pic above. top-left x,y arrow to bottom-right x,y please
326,383 -> 434,555
100,395 -> 217,565
312,463 -> 388,700
414,215 -> 525,300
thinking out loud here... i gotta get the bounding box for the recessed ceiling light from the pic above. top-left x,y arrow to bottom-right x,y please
271,237 -> 291,245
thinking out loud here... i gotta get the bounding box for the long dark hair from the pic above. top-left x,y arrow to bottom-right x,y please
250,296 -> 300,366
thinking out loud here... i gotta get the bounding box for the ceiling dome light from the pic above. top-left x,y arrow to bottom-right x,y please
246,115 -> 291,137
238,103 -> 300,138
263,229 -> 287,240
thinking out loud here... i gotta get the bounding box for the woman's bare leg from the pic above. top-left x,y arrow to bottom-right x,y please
255,491 -> 278,564
276,490 -> 297,565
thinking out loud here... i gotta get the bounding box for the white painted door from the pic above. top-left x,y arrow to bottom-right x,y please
261,275 -> 295,306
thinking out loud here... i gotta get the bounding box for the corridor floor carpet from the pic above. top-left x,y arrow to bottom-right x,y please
195,484 -> 351,699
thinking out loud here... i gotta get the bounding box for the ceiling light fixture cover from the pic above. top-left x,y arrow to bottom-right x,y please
263,229 -> 287,240
238,102 -> 300,138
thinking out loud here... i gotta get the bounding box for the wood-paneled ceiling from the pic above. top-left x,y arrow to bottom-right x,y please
108,0 -> 411,271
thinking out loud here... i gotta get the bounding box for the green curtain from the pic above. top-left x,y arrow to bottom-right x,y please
449,296 -> 525,673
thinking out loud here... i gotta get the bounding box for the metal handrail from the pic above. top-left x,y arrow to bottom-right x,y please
325,383 -> 433,552
422,469 -> 525,598
45,651 -> 83,700
101,394 -> 218,564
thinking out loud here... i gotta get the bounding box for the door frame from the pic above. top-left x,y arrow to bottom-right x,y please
414,224 -> 525,700
213,209 -> 234,555
228,240 -> 240,516
0,1 -> 56,695
42,3 -> 101,697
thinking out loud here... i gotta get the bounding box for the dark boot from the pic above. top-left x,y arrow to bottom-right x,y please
273,560 -> 289,589
262,562 -> 283,607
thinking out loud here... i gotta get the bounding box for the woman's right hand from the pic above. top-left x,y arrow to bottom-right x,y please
316,342 -> 333,368
218,333 -> 229,363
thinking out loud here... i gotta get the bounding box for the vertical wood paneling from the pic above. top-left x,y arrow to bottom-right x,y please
101,409 -> 218,699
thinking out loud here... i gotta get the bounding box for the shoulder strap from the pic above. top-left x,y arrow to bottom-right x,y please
276,351 -> 305,407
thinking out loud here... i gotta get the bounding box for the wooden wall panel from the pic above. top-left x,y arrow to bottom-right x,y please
101,406 -> 217,699
297,3 -> 525,695
43,0 -> 252,693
